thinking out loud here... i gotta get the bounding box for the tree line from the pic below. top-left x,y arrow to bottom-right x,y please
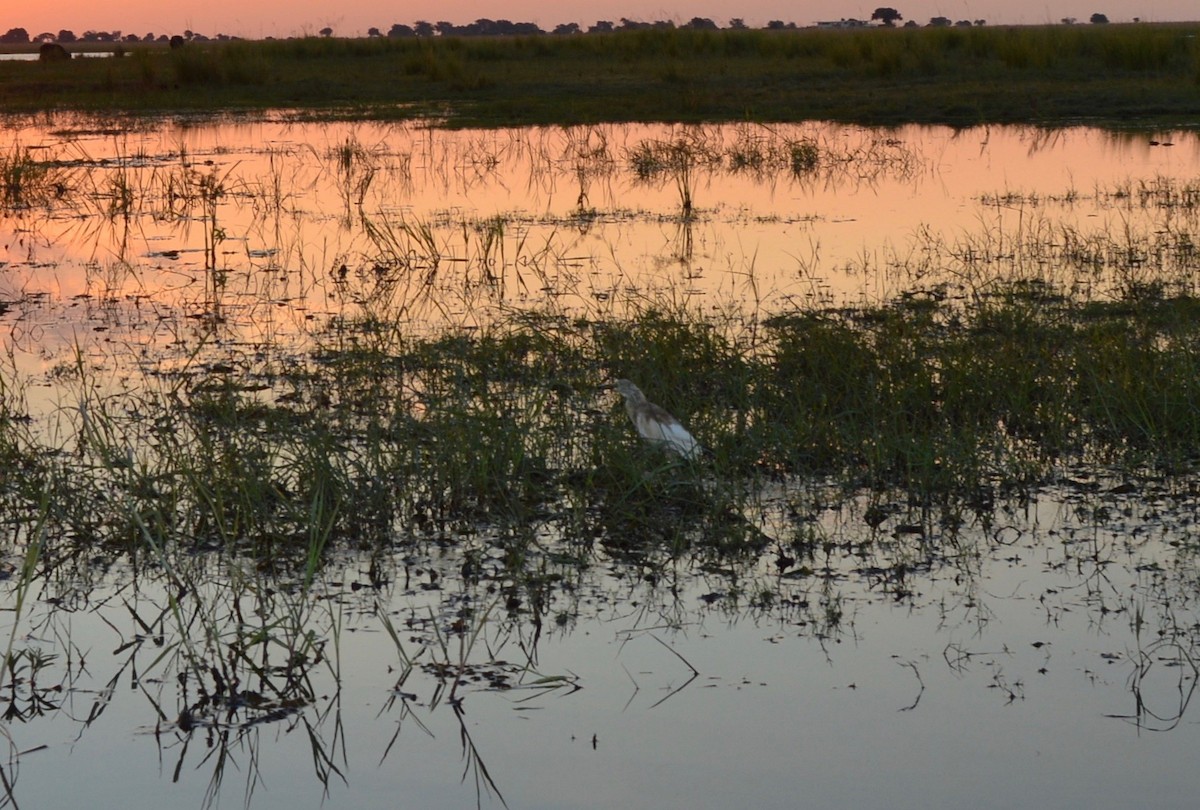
1,28 -> 234,44
0,9 -> 1119,46
6,20 -> 793,44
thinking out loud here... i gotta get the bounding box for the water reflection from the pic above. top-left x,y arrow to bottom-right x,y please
6,480 -> 1200,808
2,118 -> 1200,809
3,120 -> 1197,374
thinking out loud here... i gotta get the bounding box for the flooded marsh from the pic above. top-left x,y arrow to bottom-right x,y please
3,118 -> 1200,808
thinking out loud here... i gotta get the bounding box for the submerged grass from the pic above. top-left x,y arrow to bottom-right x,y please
2,24 -> 1199,127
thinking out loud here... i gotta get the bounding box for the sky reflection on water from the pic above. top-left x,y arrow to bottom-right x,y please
2,118 -> 1200,809
7,483 -> 1200,809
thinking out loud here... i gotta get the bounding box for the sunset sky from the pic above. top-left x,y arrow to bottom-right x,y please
7,0 -> 1196,39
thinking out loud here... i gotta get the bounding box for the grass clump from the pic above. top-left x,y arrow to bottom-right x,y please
6,278 -> 1200,583
0,145 -> 66,209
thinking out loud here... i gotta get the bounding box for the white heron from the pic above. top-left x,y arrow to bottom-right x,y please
610,378 -> 703,460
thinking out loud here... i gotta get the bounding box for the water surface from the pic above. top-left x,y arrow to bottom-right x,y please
2,117 -> 1200,809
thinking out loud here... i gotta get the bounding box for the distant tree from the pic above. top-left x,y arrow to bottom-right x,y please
123,33 -> 140,42
955,19 -> 972,26
413,21 -> 435,36
553,22 -> 581,34
170,35 -> 185,48
456,18 -> 540,35
903,20 -> 918,27
33,32 -> 55,42
870,8 -> 903,26
367,27 -> 382,37
1060,17 -> 1077,24
461,19 -> 492,35
683,17 -> 718,30
57,29 -> 76,42
434,21 -> 455,36
319,26 -> 333,37
1,28 -> 30,44
974,19 -> 987,25
588,20 -> 615,33
388,24 -> 415,37
766,20 -> 787,29
729,18 -> 747,29
1090,12 -> 1110,23
928,16 -> 952,26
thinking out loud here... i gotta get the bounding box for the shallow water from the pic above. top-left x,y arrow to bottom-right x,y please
8,482 -> 1200,809
2,117 -> 1200,809
3,119 -> 1198,388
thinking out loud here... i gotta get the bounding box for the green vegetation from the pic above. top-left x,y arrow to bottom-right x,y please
2,279 -> 1199,566
2,23 -> 1199,127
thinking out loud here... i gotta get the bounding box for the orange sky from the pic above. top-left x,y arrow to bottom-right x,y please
6,0 -> 1196,38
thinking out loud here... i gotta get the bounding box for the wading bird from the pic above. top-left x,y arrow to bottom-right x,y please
611,379 -> 702,460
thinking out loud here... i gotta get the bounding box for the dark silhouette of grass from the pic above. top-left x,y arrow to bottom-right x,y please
2,24 -> 1198,127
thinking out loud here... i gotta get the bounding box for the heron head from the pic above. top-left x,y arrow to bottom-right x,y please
611,379 -> 645,401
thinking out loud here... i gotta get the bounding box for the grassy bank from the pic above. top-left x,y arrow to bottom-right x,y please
2,23 -> 1199,127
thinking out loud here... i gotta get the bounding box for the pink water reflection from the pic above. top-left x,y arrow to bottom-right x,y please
1,118 -> 1198,384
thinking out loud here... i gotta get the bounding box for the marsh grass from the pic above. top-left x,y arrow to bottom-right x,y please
2,25 -> 1198,126
0,144 -> 66,209
18,283 -> 1200,595
626,127 -> 832,214
7,274 -> 1200,575
6,134 -> 1200,578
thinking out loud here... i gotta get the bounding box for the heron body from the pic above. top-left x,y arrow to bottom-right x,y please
612,379 -> 702,460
